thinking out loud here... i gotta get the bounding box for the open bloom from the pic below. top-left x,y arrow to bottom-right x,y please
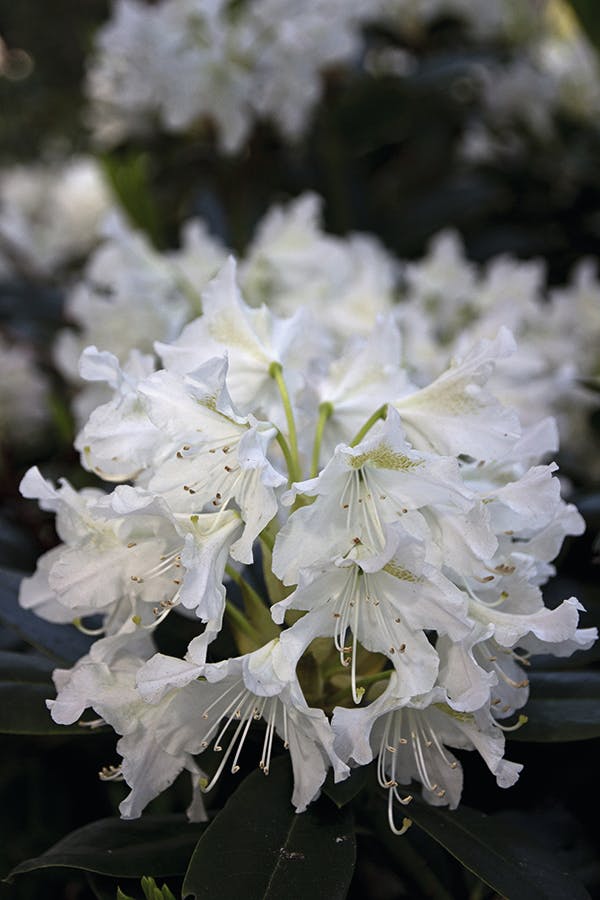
136,638 -> 349,812
333,679 -> 523,832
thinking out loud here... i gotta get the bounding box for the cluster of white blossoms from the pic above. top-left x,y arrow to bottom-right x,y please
54,195 -> 396,424
0,157 -> 112,279
86,0 -> 600,154
87,0 -> 366,152
459,5 -> 600,162
396,230 -> 600,477
54,193 -> 600,477
22,253 -> 596,829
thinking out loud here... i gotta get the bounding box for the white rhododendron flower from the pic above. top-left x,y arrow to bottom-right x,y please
86,0 -> 600,159
23,242 -> 595,830
87,0 -> 366,152
54,194 -> 599,471
0,157 -> 111,278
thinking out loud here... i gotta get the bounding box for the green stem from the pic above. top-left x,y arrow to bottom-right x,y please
270,361 -> 301,482
259,519 -> 277,553
225,564 -> 265,611
224,598 -> 261,642
311,401 -> 333,477
275,431 -> 296,483
349,403 -> 388,447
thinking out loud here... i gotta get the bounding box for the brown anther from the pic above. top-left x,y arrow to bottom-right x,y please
342,503 -> 349,509
182,444 -> 191,451
176,451 -> 183,459
127,541 -> 137,548
224,465 -> 232,472
399,643 -> 406,653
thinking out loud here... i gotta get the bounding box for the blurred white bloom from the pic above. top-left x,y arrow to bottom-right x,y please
396,230 -> 598,459
0,157 -> 112,278
0,336 -> 49,446
54,213 -> 226,424
87,0 -> 365,152
240,194 -> 398,340
56,194 -> 398,425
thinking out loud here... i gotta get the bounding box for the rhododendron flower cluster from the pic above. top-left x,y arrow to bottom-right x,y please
54,195 -> 600,477
87,0 -> 600,155
23,255 -> 595,831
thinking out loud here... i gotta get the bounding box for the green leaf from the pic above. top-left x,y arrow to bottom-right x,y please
101,152 -> 163,246
401,797 -> 591,900
0,567 -> 93,664
323,764 -> 370,808
238,576 -> 279,646
509,670 -> 600,742
140,876 -> 177,900
0,649 -> 90,735
183,756 -> 356,900
260,540 -> 293,607
116,876 -> 177,900
0,649 -> 55,681
8,815 -> 206,880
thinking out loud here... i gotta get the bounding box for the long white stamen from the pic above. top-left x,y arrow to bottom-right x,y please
260,699 -> 277,775
230,698 -> 259,774
351,588 -> 362,704
202,716 -> 248,792
410,717 -> 436,792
